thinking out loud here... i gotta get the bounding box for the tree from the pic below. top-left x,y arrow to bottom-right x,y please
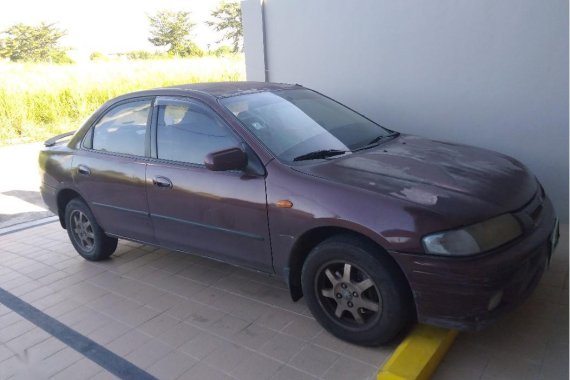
147,10 -> 195,55
212,45 -> 233,57
89,51 -> 108,61
178,41 -> 204,57
0,23 -> 71,63
207,1 -> 243,53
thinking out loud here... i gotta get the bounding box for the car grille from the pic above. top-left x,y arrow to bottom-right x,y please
515,189 -> 545,231
529,203 -> 543,225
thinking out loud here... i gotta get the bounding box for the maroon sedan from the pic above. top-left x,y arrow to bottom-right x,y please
39,82 -> 559,345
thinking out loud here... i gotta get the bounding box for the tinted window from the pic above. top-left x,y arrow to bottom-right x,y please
92,100 -> 151,156
157,100 -> 239,164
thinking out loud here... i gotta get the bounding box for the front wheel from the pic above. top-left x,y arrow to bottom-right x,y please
301,235 -> 412,346
65,198 -> 118,261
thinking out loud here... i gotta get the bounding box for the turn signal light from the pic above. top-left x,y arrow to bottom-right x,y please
276,200 -> 293,208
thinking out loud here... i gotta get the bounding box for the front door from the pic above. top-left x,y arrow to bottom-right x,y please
145,97 -> 272,272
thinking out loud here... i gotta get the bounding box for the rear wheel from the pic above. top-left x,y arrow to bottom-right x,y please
301,235 -> 412,345
65,198 -> 117,261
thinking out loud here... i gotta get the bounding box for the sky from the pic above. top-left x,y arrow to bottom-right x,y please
0,0 -> 228,57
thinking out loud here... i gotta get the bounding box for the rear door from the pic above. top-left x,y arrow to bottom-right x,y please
145,96 -> 273,272
72,98 -> 155,243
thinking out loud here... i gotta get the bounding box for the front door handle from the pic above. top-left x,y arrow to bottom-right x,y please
153,176 -> 173,189
78,165 -> 91,176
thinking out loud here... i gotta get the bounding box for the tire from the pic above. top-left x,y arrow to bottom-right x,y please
301,234 -> 412,346
65,198 -> 118,261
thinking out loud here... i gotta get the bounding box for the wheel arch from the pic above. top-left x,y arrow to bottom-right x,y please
286,226 -> 411,303
56,188 -> 83,229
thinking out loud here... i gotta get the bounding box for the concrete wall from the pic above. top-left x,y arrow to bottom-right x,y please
242,0 -> 569,222
241,0 -> 266,82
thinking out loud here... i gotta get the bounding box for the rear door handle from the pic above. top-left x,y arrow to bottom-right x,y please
78,165 -> 91,176
153,176 -> 173,189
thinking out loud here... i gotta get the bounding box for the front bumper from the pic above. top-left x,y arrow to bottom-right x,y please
390,196 -> 558,331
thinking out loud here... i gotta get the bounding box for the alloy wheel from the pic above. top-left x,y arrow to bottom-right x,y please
70,210 -> 95,251
315,261 -> 382,327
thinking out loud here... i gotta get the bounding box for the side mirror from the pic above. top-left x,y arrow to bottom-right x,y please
204,147 -> 248,171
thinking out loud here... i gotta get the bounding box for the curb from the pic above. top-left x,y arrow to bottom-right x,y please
0,216 -> 58,236
377,324 -> 458,380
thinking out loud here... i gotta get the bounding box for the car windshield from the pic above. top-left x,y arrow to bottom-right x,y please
220,89 -> 394,162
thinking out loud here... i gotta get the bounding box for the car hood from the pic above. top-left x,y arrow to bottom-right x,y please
293,134 -> 537,222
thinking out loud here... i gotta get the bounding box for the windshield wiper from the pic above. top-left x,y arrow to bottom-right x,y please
293,149 -> 348,162
353,132 -> 400,152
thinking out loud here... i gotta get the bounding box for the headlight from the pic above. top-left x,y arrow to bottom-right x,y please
422,214 -> 522,256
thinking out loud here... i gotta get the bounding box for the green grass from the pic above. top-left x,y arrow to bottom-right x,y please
0,56 -> 245,145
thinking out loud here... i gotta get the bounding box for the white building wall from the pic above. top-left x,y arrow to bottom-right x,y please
241,0 -> 266,82
242,0 -> 569,221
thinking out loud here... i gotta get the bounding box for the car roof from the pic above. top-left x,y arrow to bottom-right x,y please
101,82 -> 304,111
162,81 -> 301,98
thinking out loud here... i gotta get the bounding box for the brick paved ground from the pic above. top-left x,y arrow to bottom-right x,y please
1,221 -> 567,380
0,222 -> 394,379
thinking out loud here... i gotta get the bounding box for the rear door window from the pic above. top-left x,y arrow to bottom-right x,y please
91,100 -> 151,156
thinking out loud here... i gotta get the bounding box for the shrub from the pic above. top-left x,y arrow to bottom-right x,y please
89,51 -> 108,61
0,56 -> 245,144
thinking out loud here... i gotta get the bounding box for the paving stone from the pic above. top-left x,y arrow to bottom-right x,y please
0,319 -> 35,342
137,313 -> 180,337
42,298 -> 82,318
179,362 -> 234,380
0,344 -> 13,362
184,304 -> 226,329
156,321 -> 201,349
204,313 -> 251,339
5,327 -> 51,354
71,312 -> 114,337
538,341 -> 569,380
178,264 -> 229,285
125,338 -> 173,369
51,358 -> 105,380
281,315 -> 323,341
230,351 -> 282,380
25,336 -> 67,361
482,352 -> 541,380
289,344 -> 339,377
230,322 -> 277,350
228,297 -> 272,323
106,329 -> 151,357
86,320 -> 131,345
0,311 -> 22,328
59,282 -> 109,304
322,356 -> 377,380
127,284 -> 166,305
203,342 -> 256,374
256,307 -> 298,331
312,331 -> 395,367
179,331 -> 226,360
88,370 -> 120,380
165,299 -> 204,321
39,347 -> 83,377
259,333 -> 306,363
271,365 -> 319,380
143,291 -> 186,313
148,350 -> 197,380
